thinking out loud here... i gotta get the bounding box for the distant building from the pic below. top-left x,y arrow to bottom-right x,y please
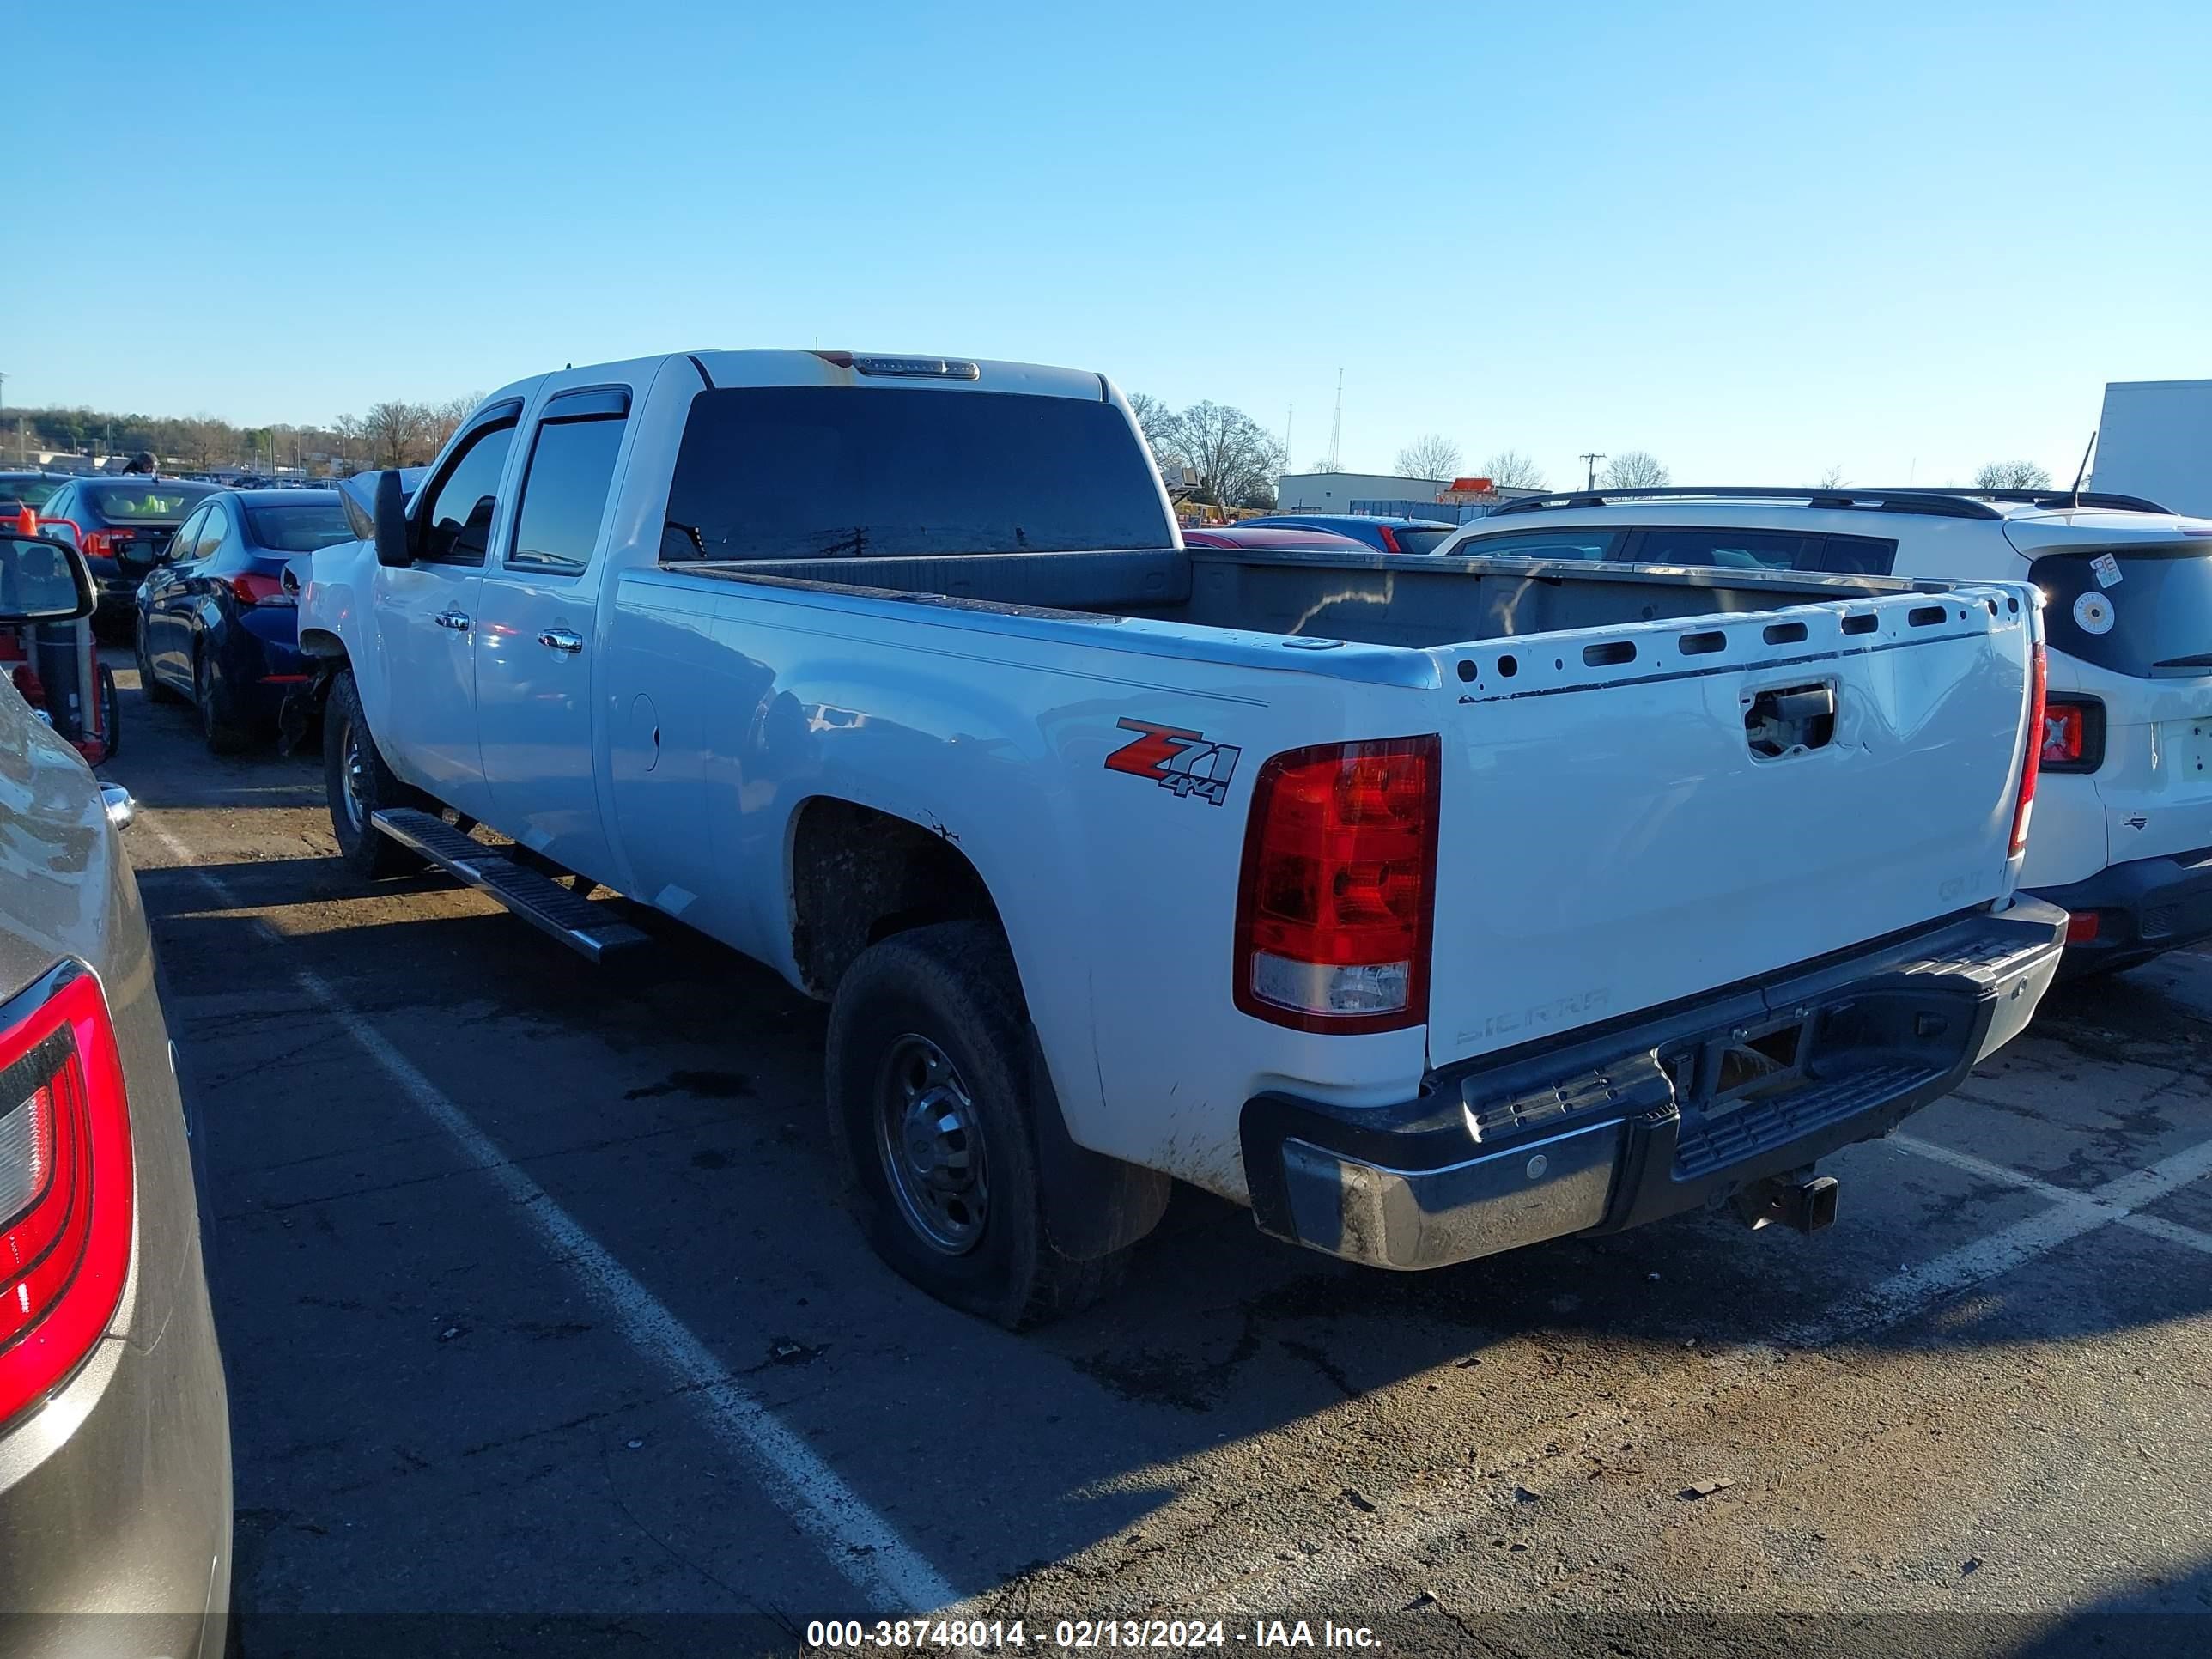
1276,471 -> 1450,513
1275,471 -> 1542,521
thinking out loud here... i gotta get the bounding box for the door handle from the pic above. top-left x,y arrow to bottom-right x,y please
435,610 -> 471,632
538,628 -> 584,653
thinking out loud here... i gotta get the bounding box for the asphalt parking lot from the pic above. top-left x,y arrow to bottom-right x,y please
102,671 -> 2212,1659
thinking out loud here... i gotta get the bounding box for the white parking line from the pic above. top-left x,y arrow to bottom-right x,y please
143,821 -> 961,1614
1888,1131 -> 2212,1261
1146,1125 -> 2212,1619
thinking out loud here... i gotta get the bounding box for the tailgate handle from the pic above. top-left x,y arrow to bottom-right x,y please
1745,683 -> 1837,758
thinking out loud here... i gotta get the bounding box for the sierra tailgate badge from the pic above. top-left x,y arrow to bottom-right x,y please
1104,719 -> 1242,805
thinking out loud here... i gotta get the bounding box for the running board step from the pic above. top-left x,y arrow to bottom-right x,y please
370,807 -> 649,964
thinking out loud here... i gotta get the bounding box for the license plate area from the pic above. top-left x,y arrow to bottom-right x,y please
1661,1009 -> 1821,1124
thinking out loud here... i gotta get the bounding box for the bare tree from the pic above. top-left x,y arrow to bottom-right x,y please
424,392 -> 485,451
1817,465 -> 1849,489
1394,434 -> 1462,481
1478,449 -> 1547,489
363,401 -> 434,468
1151,401 -> 1287,508
1972,460 -> 2052,490
1125,392 -> 1175,466
1598,450 -> 1671,489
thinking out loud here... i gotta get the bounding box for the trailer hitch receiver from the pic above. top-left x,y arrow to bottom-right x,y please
1734,1171 -> 1839,1234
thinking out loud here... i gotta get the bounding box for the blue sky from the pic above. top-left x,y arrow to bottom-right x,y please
9,0 -> 2209,487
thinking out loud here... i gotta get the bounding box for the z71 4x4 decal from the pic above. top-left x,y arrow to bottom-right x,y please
1103,719 -> 1242,806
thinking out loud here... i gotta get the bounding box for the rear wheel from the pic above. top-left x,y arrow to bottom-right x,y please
195,649 -> 253,756
825,921 -> 1126,1328
323,668 -> 428,878
95,664 -> 121,758
136,618 -> 184,704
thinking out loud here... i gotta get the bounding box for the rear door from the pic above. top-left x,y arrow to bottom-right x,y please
472,382 -> 635,877
374,404 -> 521,820
1421,587 -> 2038,1066
144,505 -> 208,681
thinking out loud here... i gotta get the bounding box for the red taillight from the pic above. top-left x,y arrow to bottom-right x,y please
2040,702 -> 2086,767
1376,526 -> 1402,554
1234,736 -> 1440,1033
0,964 -> 133,1429
2010,642 -> 2047,859
79,529 -> 130,560
2065,911 -> 2101,944
228,572 -> 293,607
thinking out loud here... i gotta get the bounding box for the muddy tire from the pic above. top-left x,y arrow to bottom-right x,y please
825,921 -> 1126,1328
323,668 -> 429,878
196,650 -> 253,756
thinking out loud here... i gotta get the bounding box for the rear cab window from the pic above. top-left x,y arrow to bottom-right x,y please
662,386 -> 1171,562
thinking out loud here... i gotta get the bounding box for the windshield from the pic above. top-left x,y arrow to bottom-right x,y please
663,387 -> 1171,561
246,502 -> 354,553
84,481 -> 216,522
0,477 -> 63,508
2034,542 -> 2212,677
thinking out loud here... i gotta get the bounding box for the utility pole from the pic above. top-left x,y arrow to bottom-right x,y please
1285,403 -> 1293,476
1580,452 -> 1606,490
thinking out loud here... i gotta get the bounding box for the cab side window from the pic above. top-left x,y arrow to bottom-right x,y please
420,421 -> 519,566
507,390 -> 630,577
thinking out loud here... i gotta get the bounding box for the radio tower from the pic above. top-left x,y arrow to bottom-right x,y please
1328,368 -> 1343,471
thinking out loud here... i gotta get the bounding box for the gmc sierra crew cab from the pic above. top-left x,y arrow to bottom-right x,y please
295,349 -> 2066,1327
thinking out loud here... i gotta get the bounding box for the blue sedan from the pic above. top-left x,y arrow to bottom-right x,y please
134,489 -> 353,753
1238,514 -> 1460,555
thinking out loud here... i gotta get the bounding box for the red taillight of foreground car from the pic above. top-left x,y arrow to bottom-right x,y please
0,964 -> 134,1430
2011,642 -> 2048,859
1234,735 -> 1441,1034
228,572 -> 294,608
78,529 -> 133,562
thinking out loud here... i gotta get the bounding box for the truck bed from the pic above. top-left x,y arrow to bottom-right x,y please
683,544 -> 1942,648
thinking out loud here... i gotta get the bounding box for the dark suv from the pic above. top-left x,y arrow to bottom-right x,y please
37,477 -> 217,629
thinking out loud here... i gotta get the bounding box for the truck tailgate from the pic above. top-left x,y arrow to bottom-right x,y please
1425,586 -> 2036,1068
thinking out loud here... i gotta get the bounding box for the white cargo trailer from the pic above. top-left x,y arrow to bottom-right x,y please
2096,379 -> 2212,516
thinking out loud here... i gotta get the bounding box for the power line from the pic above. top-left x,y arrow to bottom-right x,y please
1580,451 -> 1607,489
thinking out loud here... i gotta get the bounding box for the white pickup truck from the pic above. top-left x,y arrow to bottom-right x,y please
296,349 -> 2066,1326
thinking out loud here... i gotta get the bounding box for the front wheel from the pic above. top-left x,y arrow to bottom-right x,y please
825,921 -> 1127,1328
323,668 -> 428,878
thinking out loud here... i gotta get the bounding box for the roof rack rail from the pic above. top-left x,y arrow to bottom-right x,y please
1486,487 -> 2005,521
1845,487 -> 2173,514
1486,485 -> 2174,521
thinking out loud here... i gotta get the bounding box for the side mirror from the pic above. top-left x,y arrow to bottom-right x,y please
374,470 -> 412,568
0,536 -> 96,624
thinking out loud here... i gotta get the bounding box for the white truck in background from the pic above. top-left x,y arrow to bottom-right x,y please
2096,379 -> 2212,517
295,348 -> 2065,1327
